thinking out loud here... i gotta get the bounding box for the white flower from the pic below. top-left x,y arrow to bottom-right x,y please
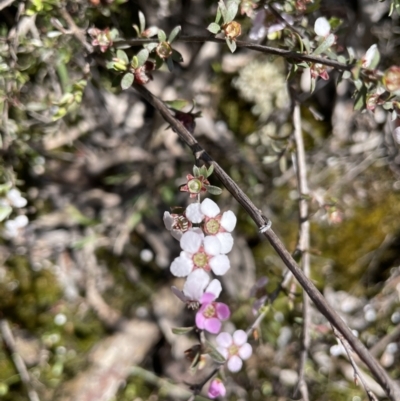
170,230 -> 230,277
4,215 -> 29,238
314,17 -> 330,37
216,330 -> 253,372
362,44 -> 379,69
185,199 -> 237,254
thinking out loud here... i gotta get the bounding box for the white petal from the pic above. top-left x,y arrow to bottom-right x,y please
220,210 -> 236,232
185,203 -> 204,223
238,343 -> 252,360
171,230 -> 183,241
314,17 -> 330,37
216,232 -> 234,254
180,231 -> 202,253
206,279 -> 222,298
233,330 -> 248,346
14,215 -> 28,228
216,346 -> 229,360
216,332 -> 232,348
209,254 -> 230,275
227,355 -> 243,372
163,211 -> 174,230
201,198 -> 220,218
183,269 -> 210,300
170,252 -> 193,277
204,236 -> 221,256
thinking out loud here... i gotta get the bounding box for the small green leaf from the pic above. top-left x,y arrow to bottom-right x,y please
171,49 -> 183,62
158,30 -> 167,42
138,11 -> 146,33
106,61 -> 115,69
117,49 -> 129,64
198,166 -> 208,177
206,164 -> 214,177
225,0 -> 239,23
121,72 -> 134,90
0,205 -> 12,222
226,38 -> 237,53
353,85 -> 367,111
206,340 -> 226,363
312,33 -> 335,56
207,22 -> 221,34
215,6 -> 222,24
218,0 -> 227,22
136,49 -> 149,66
205,185 -> 222,195
166,57 -> 174,72
131,56 -> 139,69
165,99 -> 191,110
172,326 -> 195,335
168,26 -> 181,43
302,37 -> 311,54
193,165 -> 201,177
342,70 -> 351,79
145,43 -> 158,52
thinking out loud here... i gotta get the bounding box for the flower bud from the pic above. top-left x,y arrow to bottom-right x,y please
222,21 -> 242,41
383,66 -> 400,92
156,41 -> 173,59
208,378 -> 226,399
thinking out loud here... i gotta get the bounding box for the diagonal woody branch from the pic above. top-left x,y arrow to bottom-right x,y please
120,36 -> 352,70
133,83 -> 400,401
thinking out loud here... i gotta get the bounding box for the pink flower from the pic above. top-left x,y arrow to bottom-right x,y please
208,378 -> 226,399
196,292 -> 230,334
185,199 -> 236,254
216,330 -> 252,372
170,230 -> 230,277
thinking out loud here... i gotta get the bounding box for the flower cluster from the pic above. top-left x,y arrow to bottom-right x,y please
0,187 -> 29,239
165,165 -> 252,396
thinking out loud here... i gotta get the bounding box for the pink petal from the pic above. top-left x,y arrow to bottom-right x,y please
185,203 -> 204,223
220,210 -> 237,232
209,254 -> 230,275
216,332 -> 232,348
195,311 -> 207,329
204,236 -> 221,256
216,303 -> 230,320
208,379 -> 226,399
238,343 -> 252,360
227,355 -> 243,372
216,232 -> 234,254
170,252 -> 193,277
200,292 -> 216,304
201,198 -> 220,218
233,330 -> 248,346
180,231 -> 202,253
204,317 -> 222,334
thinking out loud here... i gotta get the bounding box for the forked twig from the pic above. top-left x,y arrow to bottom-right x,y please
133,83 -> 400,401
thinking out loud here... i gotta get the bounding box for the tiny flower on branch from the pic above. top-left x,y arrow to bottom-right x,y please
186,198 -> 237,254
180,174 -> 210,198
196,292 -> 230,334
361,44 -> 380,70
88,27 -> 115,52
222,21 -> 242,41
170,230 -> 230,277
310,63 -> 330,81
383,66 -> 400,92
208,378 -> 226,399
216,330 -> 252,372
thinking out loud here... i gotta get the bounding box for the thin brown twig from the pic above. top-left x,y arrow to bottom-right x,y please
333,327 -> 379,401
133,83 -> 400,401
0,319 -> 41,401
292,102 -> 311,401
120,36 -> 352,70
